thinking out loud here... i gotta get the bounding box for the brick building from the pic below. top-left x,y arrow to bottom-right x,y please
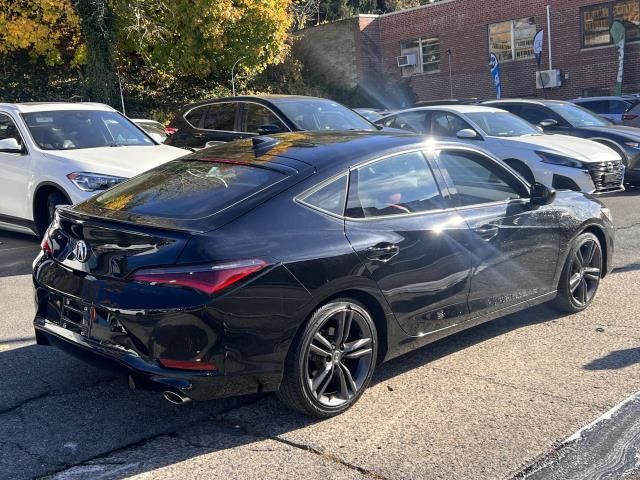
296,0 -> 640,106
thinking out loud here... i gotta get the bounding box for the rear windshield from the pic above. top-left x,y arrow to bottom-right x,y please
93,160 -> 286,219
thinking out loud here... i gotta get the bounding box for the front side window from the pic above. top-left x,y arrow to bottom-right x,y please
489,17 -> 536,61
0,113 -> 25,151
385,112 -> 429,133
346,151 -> 446,218
22,110 -> 155,150
437,150 -> 526,206
203,103 -> 237,131
546,102 -> 610,127
400,37 -> 440,76
500,104 -> 555,126
582,1 -> 640,47
243,103 -> 287,134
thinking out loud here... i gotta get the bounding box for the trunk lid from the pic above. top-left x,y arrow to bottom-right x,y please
48,208 -> 192,279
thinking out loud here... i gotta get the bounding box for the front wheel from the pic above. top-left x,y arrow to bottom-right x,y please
553,232 -> 603,313
277,299 -> 378,418
37,191 -> 69,236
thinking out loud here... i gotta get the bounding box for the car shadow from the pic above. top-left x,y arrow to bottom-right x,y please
583,347 -> 640,371
0,231 -> 40,278
0,303 -> 564,479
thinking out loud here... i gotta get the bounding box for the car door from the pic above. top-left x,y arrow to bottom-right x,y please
0,112 -> 31,221
238,102 -> 290,136
344,150 -> 473,337
432,147 -> 562,317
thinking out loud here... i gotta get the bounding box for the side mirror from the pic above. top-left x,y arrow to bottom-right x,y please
530,182 -> 556,206
0,137 -> 23,153
456,128 -> 480,139
538,119 -> 559,130
536,125 -> 544,133
257,124 -> 284,135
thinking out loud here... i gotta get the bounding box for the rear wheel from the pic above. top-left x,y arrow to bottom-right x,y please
277,299 -> 378,418
553,232 -> 603,313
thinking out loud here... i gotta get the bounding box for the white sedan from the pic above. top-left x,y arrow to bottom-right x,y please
0,102 -> 187,235
377,105 -> 624,194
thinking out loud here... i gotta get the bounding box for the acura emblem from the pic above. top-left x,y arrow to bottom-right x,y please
74,240 -> 89,263
606,162 -> 614,173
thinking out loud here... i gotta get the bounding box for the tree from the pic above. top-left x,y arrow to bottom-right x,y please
73,0 -> 119,106
114,0 -> 292,81
0,0 -> 83,66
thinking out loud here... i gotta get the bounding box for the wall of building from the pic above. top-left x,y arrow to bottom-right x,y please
296,0 -> 640,106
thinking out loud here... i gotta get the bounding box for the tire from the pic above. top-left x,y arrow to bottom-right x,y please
553,232 -> 603,314
38,191 -> 69,236
277,299 -> 378,418
504,159 -> 535,184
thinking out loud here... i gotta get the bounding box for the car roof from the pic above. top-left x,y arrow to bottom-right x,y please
189,131 -> 494,173
484,99 -> 569,107
179,95 -> 334,110
0,102 -> 116,114
571,96 -> 630,102
387,105 -> 506,115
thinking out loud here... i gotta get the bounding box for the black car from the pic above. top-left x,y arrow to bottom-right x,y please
33,132 -> 614,418
484,99 -> 640,182
165,95 -> 380,149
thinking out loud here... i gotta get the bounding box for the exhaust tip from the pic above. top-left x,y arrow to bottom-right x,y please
163,390 -> 192,405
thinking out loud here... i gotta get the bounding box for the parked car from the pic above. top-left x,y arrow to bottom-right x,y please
131,118 -> 168,143
484,99 -> 640,183
34,131 -> 613,418
376,105 -> 624,194
569,96 -> 640,126
165,95 -> 381,149
0,102 -> 187,235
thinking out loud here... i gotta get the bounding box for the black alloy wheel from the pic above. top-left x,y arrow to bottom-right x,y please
278,299 -> 378,418
554,232 -> 603,313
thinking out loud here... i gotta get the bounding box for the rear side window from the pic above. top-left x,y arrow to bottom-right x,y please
94,160 -> 285,219
184,106 -> 207,128
346,151 -> 446,218
203,103 -> 237,131
299,174 -> 348,216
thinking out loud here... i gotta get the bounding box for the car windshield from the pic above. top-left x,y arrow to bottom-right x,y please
466,111 -> 541,137
276,100 -> 378,131
546,103 -> 610,127
22,110 -> 156,150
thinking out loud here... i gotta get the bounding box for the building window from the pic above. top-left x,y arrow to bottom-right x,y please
400,37 -> 440,76
582,1 -> 640,47
489,17 -> 536,62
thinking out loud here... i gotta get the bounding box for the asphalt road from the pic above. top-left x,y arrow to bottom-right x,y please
0,188 -> 639,480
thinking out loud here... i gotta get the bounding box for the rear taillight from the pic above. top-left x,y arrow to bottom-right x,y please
623,114 -> 638,121
40,232 -> 52,256
158,359 -> 217,371
131,259 -> 268,295
165,127 -> 178,135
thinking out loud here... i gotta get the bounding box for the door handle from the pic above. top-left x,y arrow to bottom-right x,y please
473,224 -> 499,241
193,133 -> 205,139
366,243 -> 400,262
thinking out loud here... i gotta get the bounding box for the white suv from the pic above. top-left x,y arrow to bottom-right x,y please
0,102 -> 187,235
377,105 -> 624,194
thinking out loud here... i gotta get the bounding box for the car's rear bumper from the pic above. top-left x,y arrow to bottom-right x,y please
34,317 -> 280,401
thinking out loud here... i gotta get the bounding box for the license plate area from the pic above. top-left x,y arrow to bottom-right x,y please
602,173 -> 619,184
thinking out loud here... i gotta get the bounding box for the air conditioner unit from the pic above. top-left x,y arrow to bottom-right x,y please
397,53 -> 418,67
536,69 -> 562,89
